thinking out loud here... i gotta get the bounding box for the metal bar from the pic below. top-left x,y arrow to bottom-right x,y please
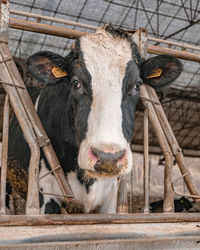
163,151 -> 173,211
193,0 -> 200,20
1,213 -> 200,226
0,81 -> 25,89
163,0 -> 198,12
129,168 -> 134,213
162,18 -> 200,41
1,1 -> 74,202
132,144 -> 200,157
172,172 -> 200,198
143,109 -> 149,213
39,190 -> 73,199
139,0 -> 156,37
0,0 -> 41,215
140,85 -> 174,212
0,44 -> 41,215
104,0 -> 192,22
158,0 -> 187,41
134,28 -> 174,212
181,0 -> 191,22
146,86 -> 200,202
9,18 -> 200,61
9,18 -> 86,39
0,95 -> 9,214
147,37 -> 200,52
8,9 -> 200,52
117,177 -> 128,213
39,165 -> 61,180
147,44 -> 200,62
10,9 -> 97,30
1,44 -> 73,202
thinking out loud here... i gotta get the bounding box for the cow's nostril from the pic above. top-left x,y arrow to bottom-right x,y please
91,147 -> 126,163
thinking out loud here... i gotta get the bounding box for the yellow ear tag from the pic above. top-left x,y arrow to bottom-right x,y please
52,66 -> 68,78
146,68 -> 162,79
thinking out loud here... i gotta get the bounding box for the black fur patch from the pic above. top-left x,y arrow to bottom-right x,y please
77,168 -> 96,193
39,192 -> 44,208
68,40 -> 93,145
105,23 -> 130,40
6,182 -> 12,209
44,199 -> 61,214
121,60 -> 141,142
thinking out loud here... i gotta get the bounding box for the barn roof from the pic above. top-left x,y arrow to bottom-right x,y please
7,0 -> 200,155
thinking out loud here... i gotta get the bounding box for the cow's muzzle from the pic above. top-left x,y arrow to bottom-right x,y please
91,147 -> 126,175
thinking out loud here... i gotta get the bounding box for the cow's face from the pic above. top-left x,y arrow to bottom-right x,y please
26,24 -> 182,177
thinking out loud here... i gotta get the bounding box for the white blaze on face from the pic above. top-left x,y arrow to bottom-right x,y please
78,28 -> 133,175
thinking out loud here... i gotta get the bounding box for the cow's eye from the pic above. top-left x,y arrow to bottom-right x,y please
72,79 -> 81,89
134,80 -> 142,90
128,80 -> 142,96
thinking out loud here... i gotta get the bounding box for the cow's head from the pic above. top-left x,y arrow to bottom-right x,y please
26,24 -> 182,177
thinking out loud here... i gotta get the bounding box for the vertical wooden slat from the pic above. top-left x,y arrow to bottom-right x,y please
117,177 -> 128,213
143,109 -> 149,213
0,94 -> 9,214
146,85 -> 200,202
132,29 -> 175,212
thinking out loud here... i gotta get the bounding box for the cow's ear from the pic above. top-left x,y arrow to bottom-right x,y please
140,55 -> 182,88
25,51 -> 68,85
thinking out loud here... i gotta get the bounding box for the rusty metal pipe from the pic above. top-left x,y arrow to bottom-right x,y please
146,86 -> 200,202
0,0 -> 41,214
140,86 -> 174,212
0,47 -> 40,214
0,1 -> 42,214
148,37 -> 200,52
0,45 -> 41,214
134,29 -> 174,212
163,151 -> 174,212
10,9 -> 97,30
0,95 -> 9,214
1,43 -> 73,202
9,18 -> 86,39
10,11 -> 200,53
1,213 -> 200,226
143,109 -> 149,213
25,141 -> 40,214
147,44 -> 200,62
9,18 -> 200,62
129,168 -> 134,213
1,1 -> 73,212
117,177 -> 128,213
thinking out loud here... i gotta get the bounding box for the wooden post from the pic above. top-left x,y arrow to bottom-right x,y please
143,109 -> 150,213
117,177 -> 128,213
0,0 -> 9,214
133,29 -> 174,212
0,94 -> 9,214
132,28 -> 199,211
146,85 -> 200,202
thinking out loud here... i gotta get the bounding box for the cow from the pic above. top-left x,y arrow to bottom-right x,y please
8,24 -> 182,214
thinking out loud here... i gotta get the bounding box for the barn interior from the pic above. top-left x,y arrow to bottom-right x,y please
0,0 -> 200,248
2,0 -> 199,213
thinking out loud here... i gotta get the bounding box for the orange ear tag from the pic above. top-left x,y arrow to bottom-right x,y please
146,68 -> 162,79
52,66 -> 68,78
